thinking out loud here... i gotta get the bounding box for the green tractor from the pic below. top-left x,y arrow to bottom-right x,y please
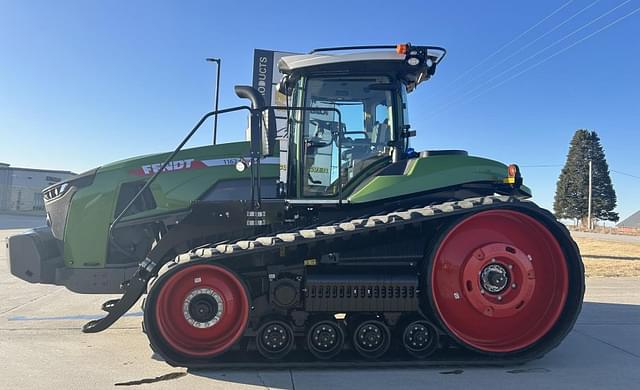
8,44 -> 584,367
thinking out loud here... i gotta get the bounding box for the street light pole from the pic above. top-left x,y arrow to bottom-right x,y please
206,57 -> 221,144
587,159 -> 593,230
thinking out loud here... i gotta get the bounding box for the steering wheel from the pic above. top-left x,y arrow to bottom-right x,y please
310,119 -> 345,133
307,119 -> 343,148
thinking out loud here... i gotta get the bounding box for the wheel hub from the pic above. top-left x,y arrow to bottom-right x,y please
401,320 -> 438,358
405,323 -> 429,349
261,324 -> 289,352
307,320 -> 344,360
459,242 -> 536,318
311,324 -> 338,350
357,324 -> 383,350
352,320 -> 391,359
257,320 -> 295,360
480,263 -> 509,293
182,288 -> 224,328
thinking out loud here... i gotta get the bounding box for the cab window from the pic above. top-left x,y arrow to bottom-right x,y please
299,77 -> 394,197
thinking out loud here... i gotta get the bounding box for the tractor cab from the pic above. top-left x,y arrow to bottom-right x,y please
274,44 -> 446,200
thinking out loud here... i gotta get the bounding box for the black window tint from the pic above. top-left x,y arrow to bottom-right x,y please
114,181 -> 157,217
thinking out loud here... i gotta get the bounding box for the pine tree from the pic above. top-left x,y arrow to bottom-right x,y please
554,129 -> 618,225
587,132 -> 618,222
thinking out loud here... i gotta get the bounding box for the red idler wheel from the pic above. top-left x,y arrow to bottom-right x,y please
429,209 -> 569,353
152,264 -> 249,358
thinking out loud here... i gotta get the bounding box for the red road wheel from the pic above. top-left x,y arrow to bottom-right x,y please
152,264 -> 249,358
429,209 -> 569,353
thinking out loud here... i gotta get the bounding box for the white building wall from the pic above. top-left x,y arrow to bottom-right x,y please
0,165 -> 75,214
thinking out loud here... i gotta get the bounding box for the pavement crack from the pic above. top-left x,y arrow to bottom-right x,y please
256,371 -> 270,389
574,328 -> 640,359
289,369 -> 297,390
0,287 -> 63,315
114,371 -> 186,386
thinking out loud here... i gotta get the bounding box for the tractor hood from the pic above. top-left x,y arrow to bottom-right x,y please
97,141 -> 253,175
348,151 -> 532,204
40,141 -> 281,275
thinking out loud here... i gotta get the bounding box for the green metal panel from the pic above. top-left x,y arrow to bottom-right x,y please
348,154 -> 531,203
62,141 -> 528,268
63,141 -> 279,268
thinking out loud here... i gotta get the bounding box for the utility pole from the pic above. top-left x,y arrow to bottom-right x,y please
587,159 -> 593,230
206,57 -> 221,144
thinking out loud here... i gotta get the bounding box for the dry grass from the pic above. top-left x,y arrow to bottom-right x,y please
581,260 -> 640,277
572,237 -> 640,277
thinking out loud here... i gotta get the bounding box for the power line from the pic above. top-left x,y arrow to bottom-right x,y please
460,5 -> 640,110
428,1 -> 637,118
518,166 -> 640,180
429,0 -> 632,116
612,170 -> 640,179
440,0 -> 575,89
442,0 -> 602,100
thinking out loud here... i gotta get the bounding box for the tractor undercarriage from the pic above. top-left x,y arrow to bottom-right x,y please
91,196 -> 584,368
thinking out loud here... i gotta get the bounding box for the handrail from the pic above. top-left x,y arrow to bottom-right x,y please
108,105 -> 252,257
108,104 -> 345,259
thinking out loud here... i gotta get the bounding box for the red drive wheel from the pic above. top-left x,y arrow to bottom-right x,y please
429,209 -> 569,353
152,264 -> 249,358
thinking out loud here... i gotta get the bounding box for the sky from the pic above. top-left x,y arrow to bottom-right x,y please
1,0 -> 639,220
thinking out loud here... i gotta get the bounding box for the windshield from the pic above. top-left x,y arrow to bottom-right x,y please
296,76 -> 394,197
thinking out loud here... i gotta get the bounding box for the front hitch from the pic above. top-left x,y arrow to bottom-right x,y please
82,258 -> 158,333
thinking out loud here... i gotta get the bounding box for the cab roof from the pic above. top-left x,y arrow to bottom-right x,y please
278,51 -> 407,73
277,45 -> 446,92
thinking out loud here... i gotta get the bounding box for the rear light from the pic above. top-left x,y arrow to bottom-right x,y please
504,164 -> 520,185
396,43 -> 408,54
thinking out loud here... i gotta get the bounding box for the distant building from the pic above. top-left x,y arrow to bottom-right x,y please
618,211 -> 640,230
0,163 -> 75,214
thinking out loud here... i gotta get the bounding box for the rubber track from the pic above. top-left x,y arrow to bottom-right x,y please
175,196 -> 505,262
144,195 -> 584,369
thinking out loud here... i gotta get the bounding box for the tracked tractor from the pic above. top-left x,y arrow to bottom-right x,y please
8,44 -> 584,367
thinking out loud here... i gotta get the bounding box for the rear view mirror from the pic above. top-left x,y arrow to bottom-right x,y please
277,75 -> 293,96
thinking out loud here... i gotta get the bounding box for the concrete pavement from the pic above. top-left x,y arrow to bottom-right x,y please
0,213 -> 45,229
1,227 -> 639,389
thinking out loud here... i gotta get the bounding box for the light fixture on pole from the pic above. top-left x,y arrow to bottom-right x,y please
206,57 -> 221,144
